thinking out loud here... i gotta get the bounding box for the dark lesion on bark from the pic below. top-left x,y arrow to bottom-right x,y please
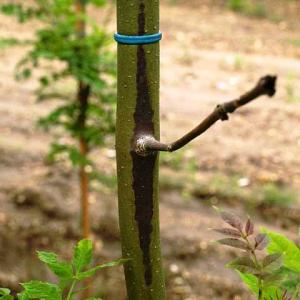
131,0 -> 157,287
135,75 -> 277,156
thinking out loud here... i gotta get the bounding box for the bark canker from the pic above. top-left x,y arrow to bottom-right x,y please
131,1 -> 155,286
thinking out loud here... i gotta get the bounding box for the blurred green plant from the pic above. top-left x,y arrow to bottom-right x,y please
0,239 -> 127,300
228,0 -> 249,12
234,55 -> 247,71
0,0 -> 116,238
265,230 -> 300,297
160,149 -> 198,198
288,39 -> 300,48
285,72 -> 300,103
167,0 -> 180,5
160,148 -> 197,172
215,210 -> 300,299
261,183 -> 297,207
219,55 -> 251,73
227,0 -> 267,18
160,167 -> 297,211
0,38 -> 30,49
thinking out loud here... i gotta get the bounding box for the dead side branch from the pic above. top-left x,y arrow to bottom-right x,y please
135,75 -> 277,156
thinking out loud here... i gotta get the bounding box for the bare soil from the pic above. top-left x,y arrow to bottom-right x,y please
0,1 -> 299,299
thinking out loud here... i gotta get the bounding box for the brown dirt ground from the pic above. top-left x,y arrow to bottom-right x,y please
0,1 -> 300,299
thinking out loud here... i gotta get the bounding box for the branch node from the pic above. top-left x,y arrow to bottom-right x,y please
216,104 -> 229,121
135,135 -> 156,157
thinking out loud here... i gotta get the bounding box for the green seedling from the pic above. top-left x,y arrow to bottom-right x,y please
0,239 -> 128,300
215,210 -> 300,299
0,0 -> 116,238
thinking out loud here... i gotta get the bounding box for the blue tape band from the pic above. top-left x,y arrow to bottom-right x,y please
114,32 -> 162,45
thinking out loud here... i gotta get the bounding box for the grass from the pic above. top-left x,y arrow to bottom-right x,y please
288,39 -> 300,47
160,149 -> 298,210
177,49 -> 194,66
227,0 -> 285,23
227,0 -> 268,19
233,55 -> 247,71
160,169 -> 298,210
0,38 -> 29,49
219,55 -> 251,72
167,0 -> 180,5
285,72 -> 300,103
160,169 -> 300,228
0,38 -> 19,49
160,148 -> 198,173
260,183 -> 297,206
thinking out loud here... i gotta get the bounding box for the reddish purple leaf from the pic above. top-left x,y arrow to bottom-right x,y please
213,228 -> 242,238
220,211 -> 243,232
255,233 -> 269,250
262,253 -> 282,269
218,238 -> 249,250
245,218 -> 254,236
227,257 -> 258,274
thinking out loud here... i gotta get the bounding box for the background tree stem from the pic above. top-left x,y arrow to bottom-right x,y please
75,1 -> 91,298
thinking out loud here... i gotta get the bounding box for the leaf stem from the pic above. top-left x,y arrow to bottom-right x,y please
257,282 -> 262,300
291,284 -> 300,300
66,280 -> 77,300
243,235 -> 263,300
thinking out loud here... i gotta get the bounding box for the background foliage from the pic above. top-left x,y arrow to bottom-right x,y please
1,0 -> 116,173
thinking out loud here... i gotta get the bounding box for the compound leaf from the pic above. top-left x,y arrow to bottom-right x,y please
73,239 -> 93,273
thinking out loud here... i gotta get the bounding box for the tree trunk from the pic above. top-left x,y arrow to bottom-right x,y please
75,1 -> 91,297
77,81 -> 90,240
75,0 -> 90,240
116,1 -> 166,299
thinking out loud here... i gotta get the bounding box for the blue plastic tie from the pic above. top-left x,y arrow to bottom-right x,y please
114,32 -> 162,45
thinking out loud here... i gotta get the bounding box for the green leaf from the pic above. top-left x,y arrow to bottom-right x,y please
262,285 -> 284,299
271,266 -> 299,294
0,288 -> 13,300
0,38 -> 21,50
77,258 -> 128,280
21,281 -> 61,300
238,264 -> 289,298
17,292 -> 28,300
89,0 -> 106,6
39,76 -> 50,87
38,104 -> 77,130
68,147 -> 90,166
73,239 -> 93,273
46,143 -> 69,163
37,251 -> 73,279
266,230 -> 300,273
0,289 -> 10,296
237,272 -> 259,295
21,68 -> 32,79
90,171 -> 117,188
0,296 -> 13,300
